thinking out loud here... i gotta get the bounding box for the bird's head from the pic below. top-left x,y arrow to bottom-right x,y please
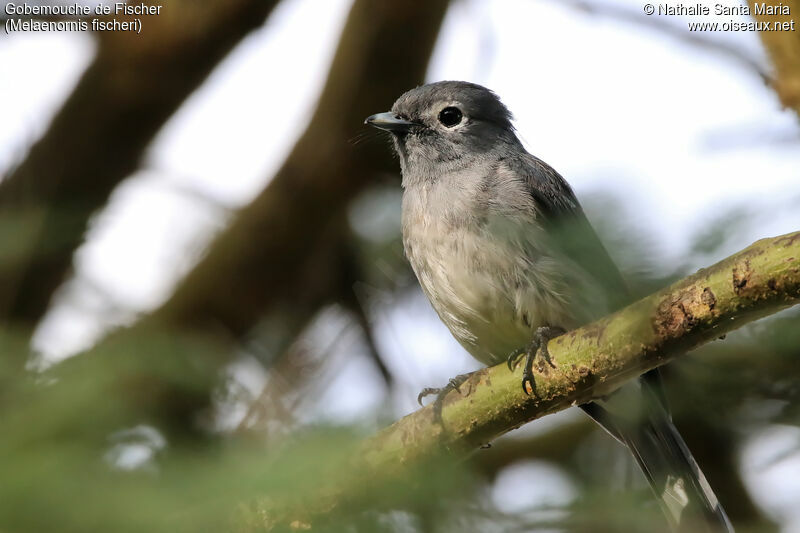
365,81 -> 517,181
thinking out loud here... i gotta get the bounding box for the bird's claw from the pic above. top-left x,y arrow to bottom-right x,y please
509,326 -> 566,396
417,387 -> 440,406
521,374 -> 534,395
417,373 -> 472,422
506,347 -> 525,371
417,378 -> 464,406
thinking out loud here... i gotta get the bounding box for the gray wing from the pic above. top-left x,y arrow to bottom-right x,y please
510,155 -> 732,528
508,152 -> 631,313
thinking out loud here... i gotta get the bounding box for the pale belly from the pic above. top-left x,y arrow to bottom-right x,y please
404,222 -> 587,366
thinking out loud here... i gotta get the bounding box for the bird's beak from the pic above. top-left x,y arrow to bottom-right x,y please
364,112 -> 417,133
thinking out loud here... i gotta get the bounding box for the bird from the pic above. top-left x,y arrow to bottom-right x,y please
365,80 -> 733,532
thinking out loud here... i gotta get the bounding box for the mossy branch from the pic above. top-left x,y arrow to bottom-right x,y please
267,231 -> 800,528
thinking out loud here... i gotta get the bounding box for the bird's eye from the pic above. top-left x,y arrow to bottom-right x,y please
438,107 -> 463,127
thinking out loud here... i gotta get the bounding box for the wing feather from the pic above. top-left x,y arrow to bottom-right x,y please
508,153 -> 631,314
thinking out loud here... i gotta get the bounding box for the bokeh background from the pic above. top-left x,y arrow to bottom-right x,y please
2,0 -> 800,531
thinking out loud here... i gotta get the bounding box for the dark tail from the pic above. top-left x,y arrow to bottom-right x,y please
581,371 -> 733,532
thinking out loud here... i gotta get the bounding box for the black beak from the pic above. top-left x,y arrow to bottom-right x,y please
364,112 -> 417,133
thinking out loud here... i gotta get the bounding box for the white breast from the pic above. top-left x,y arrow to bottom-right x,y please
401,172 -> 586,366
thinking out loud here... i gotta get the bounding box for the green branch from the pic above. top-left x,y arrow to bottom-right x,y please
268,231 -> 800,528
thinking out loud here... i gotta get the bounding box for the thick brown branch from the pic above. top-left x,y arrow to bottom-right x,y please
0,0 -> 280,328
146,1 -> 450,337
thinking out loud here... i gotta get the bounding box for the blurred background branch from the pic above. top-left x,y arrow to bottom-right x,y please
49,0 -> 450,439
0,0 -> 282,337
749,0 -> 800,115
557,0 -> 769,80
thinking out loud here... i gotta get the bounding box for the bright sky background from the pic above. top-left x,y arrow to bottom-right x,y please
3,0 -> 800,528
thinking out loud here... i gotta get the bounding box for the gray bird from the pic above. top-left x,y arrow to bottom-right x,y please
365,81 -> 732,532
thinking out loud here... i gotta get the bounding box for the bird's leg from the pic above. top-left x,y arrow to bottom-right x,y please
508,326 -> 565,395
532,325 -> 564,371
418,373 -> 472,423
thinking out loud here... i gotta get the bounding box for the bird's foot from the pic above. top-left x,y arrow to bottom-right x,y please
418,373 -> 472,422
507,326 -> 565,395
